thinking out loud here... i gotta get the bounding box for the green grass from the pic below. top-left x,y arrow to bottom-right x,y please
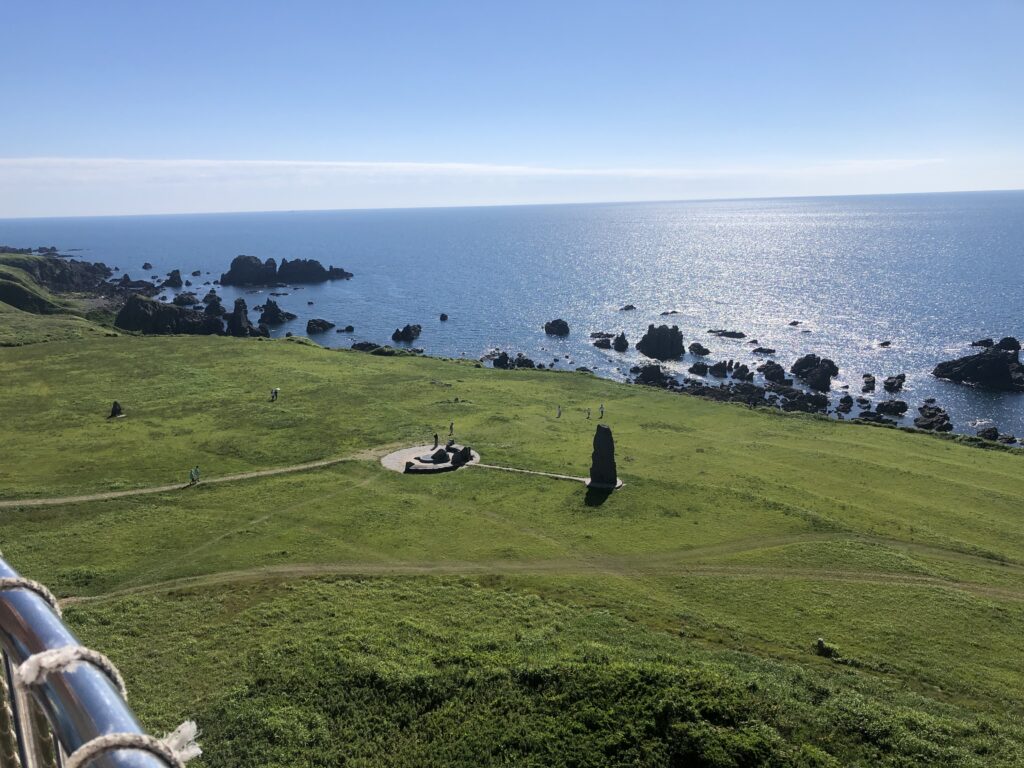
3,335 -> 1024,765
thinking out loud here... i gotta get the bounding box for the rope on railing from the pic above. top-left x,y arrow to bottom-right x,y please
0,657 -> 23,768
18,646 -> 129,700
0,578 -> 63,617
64,721 -> 201,768
0,566 -> 202,767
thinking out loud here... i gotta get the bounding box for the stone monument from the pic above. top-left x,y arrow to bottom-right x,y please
587,424 -> 621,489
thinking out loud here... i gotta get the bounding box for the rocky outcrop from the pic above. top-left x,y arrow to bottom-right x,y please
277,258 -> 353,283
637,324 -> 684,360
391,324 -> 422,343
142,262 -> 153,271
114,294 -> 223,335
619,304 -> 636,311
593,337 -> 612,349
883,374 -> 906,393
634,364 -> 673,387
226,298 -> 266,337
914,404 -> 952,431
791,354 -> 839,392
544,318 -> 570,336
752,347 -> 776,355
977,426 -> 1000,441
862,374 -> 876,393
708,329 -> 746,339
172,292 -> 199,307
612,332 -> 629,352
875,400 -> 909,417
492,351 -> 536,370
258,299 -> 297,325
932,347 -> 1024,391
758,360 -> 789,384
995,336 -> 1021,352
688,361 -> 709,376
688,342 -> 710,356
306,318 -> 335,334
220,255 -> 278,286
162,270 -> 183,289
439,313 -> 448,321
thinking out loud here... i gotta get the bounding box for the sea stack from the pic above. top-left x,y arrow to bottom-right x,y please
587,424 -> 621,490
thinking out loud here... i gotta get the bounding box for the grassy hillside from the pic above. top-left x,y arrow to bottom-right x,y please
0,251 -> 109,345
2,336 -> 1024,765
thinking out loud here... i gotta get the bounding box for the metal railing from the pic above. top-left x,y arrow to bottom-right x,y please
0,556 -> 170,768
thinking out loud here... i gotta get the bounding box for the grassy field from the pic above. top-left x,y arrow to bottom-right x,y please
3,330 -> 1024,765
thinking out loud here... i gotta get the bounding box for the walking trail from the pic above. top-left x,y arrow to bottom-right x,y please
0,449 -> 586,509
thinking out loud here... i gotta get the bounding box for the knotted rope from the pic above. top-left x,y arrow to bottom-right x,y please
18,646 -> 128,700
0,578 -> 62,617
64,721 -> 201,768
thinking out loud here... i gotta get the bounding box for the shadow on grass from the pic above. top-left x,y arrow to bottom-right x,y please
584,486 -> 613,507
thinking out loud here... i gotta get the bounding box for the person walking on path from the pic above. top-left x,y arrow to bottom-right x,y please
189,465 -> 201,485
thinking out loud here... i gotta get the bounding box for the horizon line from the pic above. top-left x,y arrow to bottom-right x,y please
1,186 -> 1022,223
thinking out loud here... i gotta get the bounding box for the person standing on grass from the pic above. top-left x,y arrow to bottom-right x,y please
586,408 -> 591,419
556,405 -> 561,418
599,403 -> 605,419
449,421 -> 454,436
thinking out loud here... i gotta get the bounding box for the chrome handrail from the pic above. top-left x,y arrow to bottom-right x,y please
0,556 -> 169,768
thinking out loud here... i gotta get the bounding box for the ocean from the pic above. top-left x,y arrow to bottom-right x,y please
2,190 -> 1023,436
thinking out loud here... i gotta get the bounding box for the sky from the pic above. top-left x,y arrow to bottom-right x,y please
2,0 -> 1023,218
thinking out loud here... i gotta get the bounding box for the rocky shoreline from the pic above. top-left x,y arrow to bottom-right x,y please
5,248 -> 1021,448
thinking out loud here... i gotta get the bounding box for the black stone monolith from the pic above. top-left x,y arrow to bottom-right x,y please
588,424 -> 618,488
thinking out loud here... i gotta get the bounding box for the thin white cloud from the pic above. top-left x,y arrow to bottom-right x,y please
0,155 -> 945,182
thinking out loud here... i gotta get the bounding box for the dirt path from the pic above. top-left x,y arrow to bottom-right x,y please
62,555 -> 1024,607
473,463 -> 588,483
0,454 -> 360,509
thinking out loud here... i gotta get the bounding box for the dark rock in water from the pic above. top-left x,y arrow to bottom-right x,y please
161,269 -> 183,289
220,255 -> 278,286
752,347 -> 776,355
619,304 -> 636,311
142,262 -> 153,271
977,426 -> 1000,441
391,324 -> 422,343
593,337 -> 612,349
259,299 -> 297,325
226,298 -> 262,337
971,338 -> 994,348
876,400 -> 909,416
914,404 -> 953,432
788,320 -> 801,326
862,374 -> 876,393
590,332 -> 614,339
995,336 -> 1021,352
115,294 -> 223,335
184,279 -> 192,287
758,360 -> 789,384
635,364 -> 672,387
836,394 -> 854,414
575,366 -> 592,373
883,373 -> 906,393
879,340 -> 892,348
515,353 -> 536,369
493,351 -> 512,369
791,354 -> 839,392
202,290 -> 219,303
589,424 -> 619,488
257,322 -> 270,338
108,401 -> 123,418
637,324 -> 684,360
172,292 -> 198,307
660,309 -> 680,316
544,318 -> 570,336
612,332 -> 629,352
932,347 -> 1024,391
335,325 -> 354,333
709,329 -> 746,339
708,360 -> 729,378
351,341 -> 380,352
439,313 -> 448,321
688,342 -> 711,356
856,411 -> 895,425
688,361 -> 709,376
924,397 -> 936,404
278,257 -> 353,283
306,318 -> 335,334
190,270 -> 201,277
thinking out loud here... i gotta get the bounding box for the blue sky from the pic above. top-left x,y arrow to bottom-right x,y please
2,0 -> 1022,217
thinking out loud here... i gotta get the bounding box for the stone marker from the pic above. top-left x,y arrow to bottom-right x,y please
588,424 -> 620,489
